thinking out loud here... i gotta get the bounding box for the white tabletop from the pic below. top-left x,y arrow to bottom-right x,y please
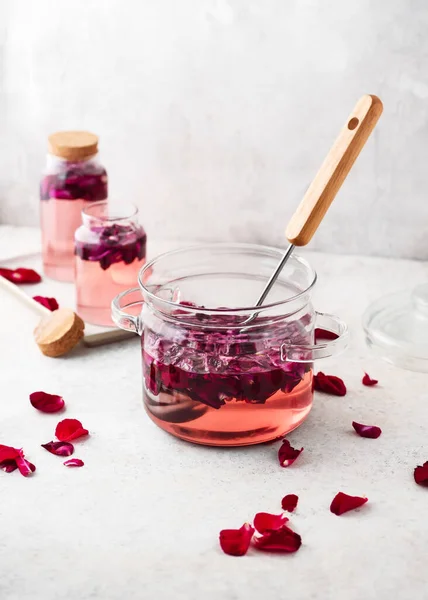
1,226 -> 428,600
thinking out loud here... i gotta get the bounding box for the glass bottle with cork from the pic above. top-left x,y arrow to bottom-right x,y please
40,131 -> 108,281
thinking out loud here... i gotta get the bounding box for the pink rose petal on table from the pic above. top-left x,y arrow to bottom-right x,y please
219,523 -> 254,557
0,267 -> 41,284
314,328 -> 339,343
30,391 -> 65,413
281,494 -> 299,512
33,296 -> 59,311
362,372 -> 378,386
330,492 -> 368,515
314,372 -> 347,396
352,421 -> 382,439
414,462 -> 428,486
0,444 -> 35,477
64,458 -> 84,468
278,439 -> 303,468
253,512 -> 289,534
41,441 -> 74,457
55,419 -> 89,442
253,524 -> 302,553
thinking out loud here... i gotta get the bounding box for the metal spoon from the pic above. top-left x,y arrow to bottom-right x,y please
243,94 -> 383,326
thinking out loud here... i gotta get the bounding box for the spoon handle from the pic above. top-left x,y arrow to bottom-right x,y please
285,94 -> 383,246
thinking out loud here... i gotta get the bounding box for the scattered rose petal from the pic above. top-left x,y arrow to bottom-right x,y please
253,524 -> 302,553
0,444 -> 35,477
254,512 -> 289,534
314,372 -> 347,396
281,494 -> 299,512
219,523 -> 254,556
64,458 -> 84,468
330,492 -> 368,515
30,391 -> 65,413
41,441 -> 74,457
314,328 -> 339,342
0,267 -> 41,284
278,439 -> 303,468
33,296 -> 59,311
414,462 -> 428,486
16,457 -> 36,477
352,421 -> 382,439
362,372 -> 378,386
55,419 -> 89,442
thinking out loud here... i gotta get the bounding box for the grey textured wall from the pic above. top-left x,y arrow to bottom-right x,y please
1,0 -> 428,258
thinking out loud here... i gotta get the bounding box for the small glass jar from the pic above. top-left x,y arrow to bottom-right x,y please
75,201 -> 147,327
40,131 -> 108,281
112,244 -> 348,447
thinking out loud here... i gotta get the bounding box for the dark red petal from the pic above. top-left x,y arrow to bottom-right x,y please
64,458 -> 84,468
41,441 -> 74,457
0,267 -> 41,284
0,460 -> 18,473
281,494 -> 299,512
55,419 -> 89,442
330,492 -> 368,515
219,523 -> 254,556
30,391 -> 65,413
362,372 -> 378,386
278,439 -> 303,468
314,328 -> 339,342
33,296 -> 59,311
253,512 -> 289,534
314,372 -> 347,396
253,524 -> 302,553
414,461 -> 428,486
352,421 -> 382,439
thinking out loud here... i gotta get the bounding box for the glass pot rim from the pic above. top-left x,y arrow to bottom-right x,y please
137,242 -> 317,315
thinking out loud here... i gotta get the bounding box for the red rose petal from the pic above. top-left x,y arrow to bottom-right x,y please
314,372 -> 347,396
253,524 -> 302,553
330,492 -> 368,515
41,441 -> 74,457
219,523 -> 254,557
352,421 -> 382,439
33,296 -> 59,311
278,439 -> 303,468
362,372 -> 378,386
55,419 -> 89,442
281,494 -> 299,512
0,444 -> 21,463
16,457 -> 36,477
1,460 -> 18,473
0,267 -> 41,284
64,458 -> 84,468
414,462 -> 428,486
30,391 -> 65,413
314,328 -> 339,342
253,512 -> 289,534
0,445 -> 35,477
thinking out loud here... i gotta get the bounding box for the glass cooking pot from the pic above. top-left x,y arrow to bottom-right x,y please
112,244 -> 348,447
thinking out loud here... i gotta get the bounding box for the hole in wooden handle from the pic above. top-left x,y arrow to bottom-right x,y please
348,117 -> 359,130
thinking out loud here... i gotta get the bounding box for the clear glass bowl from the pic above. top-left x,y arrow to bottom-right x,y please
112,244 -> 348,446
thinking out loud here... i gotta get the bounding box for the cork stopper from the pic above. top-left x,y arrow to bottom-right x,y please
34,308 -> 85,357
48,131 -> 99,161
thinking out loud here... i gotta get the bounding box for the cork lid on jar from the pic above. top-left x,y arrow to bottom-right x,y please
48,131 -> 99,161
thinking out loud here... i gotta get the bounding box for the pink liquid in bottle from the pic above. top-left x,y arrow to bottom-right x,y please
75,202 -> 146,327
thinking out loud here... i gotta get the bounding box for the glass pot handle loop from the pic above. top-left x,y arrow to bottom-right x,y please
111,287 -> 144,335
281,311 -> 349,363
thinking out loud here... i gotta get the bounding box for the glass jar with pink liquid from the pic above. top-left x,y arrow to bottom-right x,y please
111,244 -> 348,447
40,131 -> 108,281
75,201 -> 147,327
